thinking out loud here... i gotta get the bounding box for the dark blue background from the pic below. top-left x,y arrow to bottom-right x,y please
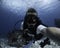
0,0 -> 60,37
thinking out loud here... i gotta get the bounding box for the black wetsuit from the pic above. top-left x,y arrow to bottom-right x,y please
23,15 -> 47,40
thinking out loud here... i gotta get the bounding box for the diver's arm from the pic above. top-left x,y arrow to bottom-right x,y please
46,27 -> 60,45
37,25 -> 60,45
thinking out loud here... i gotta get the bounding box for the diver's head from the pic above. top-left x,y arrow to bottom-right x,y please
25,8 -> 38,28
26,8 -> 38,23
26,8 -> 38,16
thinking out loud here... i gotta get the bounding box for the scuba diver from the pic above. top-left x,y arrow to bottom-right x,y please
22,8 -> 50,48
23,8 -> 43,40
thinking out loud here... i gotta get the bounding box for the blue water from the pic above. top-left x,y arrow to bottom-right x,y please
0,0 -> 60,37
